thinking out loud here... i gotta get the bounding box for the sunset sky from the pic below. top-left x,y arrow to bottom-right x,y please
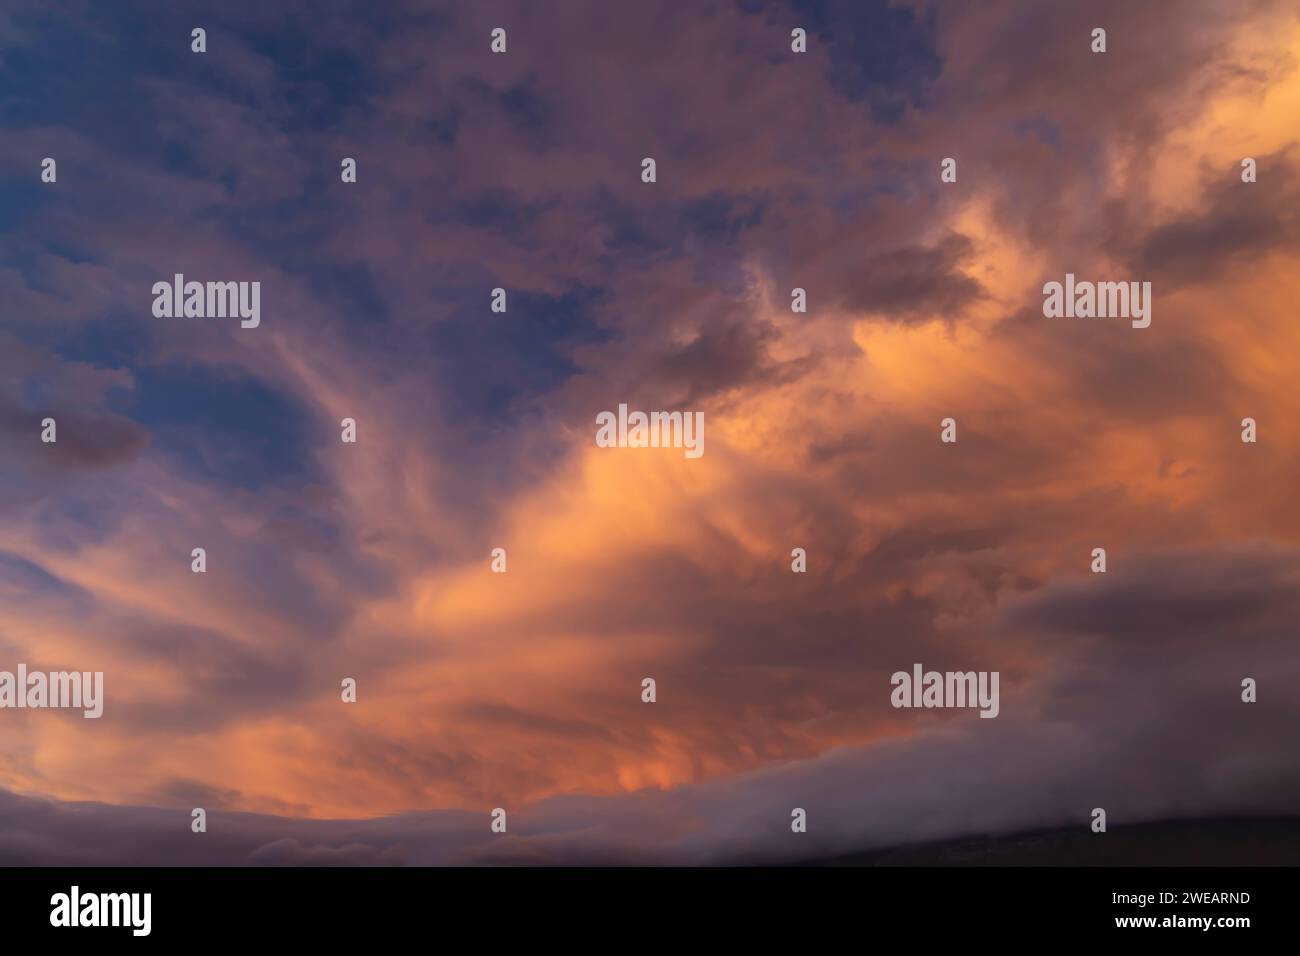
3,0 -> 1300,864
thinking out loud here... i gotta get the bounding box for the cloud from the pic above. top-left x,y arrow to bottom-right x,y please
1130,149 -> 1300,287
3,0 -> 1300,862
7,536 -> 1300,865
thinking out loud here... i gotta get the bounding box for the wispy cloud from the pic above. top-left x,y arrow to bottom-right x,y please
2,0 -> 1299,861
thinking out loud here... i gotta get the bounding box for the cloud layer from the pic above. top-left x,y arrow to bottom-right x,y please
2,0 -> 1299,862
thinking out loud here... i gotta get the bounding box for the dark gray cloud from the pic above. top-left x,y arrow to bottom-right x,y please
836,234 -> 986,320
1129,149 -> 1300,288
